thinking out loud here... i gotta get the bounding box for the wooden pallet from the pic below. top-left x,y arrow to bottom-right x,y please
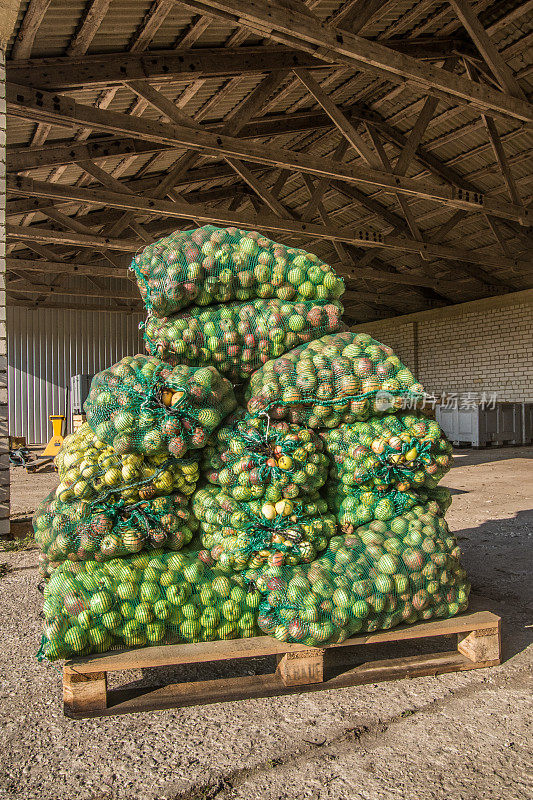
62,608 -> 501,718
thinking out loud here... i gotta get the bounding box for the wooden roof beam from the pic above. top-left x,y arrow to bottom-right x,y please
66,0 -> 111,57
10,0 -> 52,60
7,83 -> 528,224
7,38 -> 479,92
8,47 -> 327,91
448,0 -> 527,100
8,298 -> 142,313
6,257 -> 129,279
7,177 -> 532,271
175,0 -> 533,124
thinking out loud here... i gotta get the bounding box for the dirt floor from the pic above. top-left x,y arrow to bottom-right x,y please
0,447 -> 531,800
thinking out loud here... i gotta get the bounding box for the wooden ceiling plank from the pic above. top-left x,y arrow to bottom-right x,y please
330,0 -> 384,33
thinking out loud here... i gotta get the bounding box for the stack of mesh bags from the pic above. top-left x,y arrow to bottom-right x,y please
134,225 -> 346,382
37,225 -> 470,662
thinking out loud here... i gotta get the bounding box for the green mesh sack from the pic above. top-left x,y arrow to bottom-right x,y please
38,549 -> 264,661
192,486 -> 337,572
144,299 -> 344,381
84,355 -> 236,458
54,423 -> 199,506
201,413 -> 330,502
131,225 -> 345,317
252,501 -> 470,646
326,484 -> 452,528
321,413 -> 452,496
246,331 -> 424,428
34,491 -> 198,578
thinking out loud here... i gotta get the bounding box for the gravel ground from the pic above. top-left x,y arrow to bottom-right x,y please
0,447 -> 531,800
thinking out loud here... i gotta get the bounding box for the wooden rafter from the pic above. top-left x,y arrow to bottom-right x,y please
7,83 -> 528,224
10,0 -> 51,60
175,0 -> 533,123
8,38 -> 482,91
447,0 -> 526,100
7,177 -> 531,272
66,0 -> 111,57
7,257 -> 129,279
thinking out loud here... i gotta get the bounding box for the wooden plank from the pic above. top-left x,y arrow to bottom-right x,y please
10,298 -> 142,313
130,0 -> 174,53
448,0 -> 527,100
7,39 -> 477,91
65,650 -> 499,718
7,222 -> 141,252
8,283 -> 137,301
177,0 -> 533,123
7,47 -> 326,91
66,0 -> 111,57
65,610 -> 501,674
332,0 -> 383,33
6,257 -> 128,278
174,14 -> 213,48
6,87 -> 529,222
458,625 -> 501,663
63,668 -> 107,714
293,69 -> 380,168
277,649 -> 325,686
225,158 -> 292,217
482,115 -> 522,206
10,0 -> 52,61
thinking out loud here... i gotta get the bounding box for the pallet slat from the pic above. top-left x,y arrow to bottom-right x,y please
64,610 -> 499,673
62,605 -> 501,718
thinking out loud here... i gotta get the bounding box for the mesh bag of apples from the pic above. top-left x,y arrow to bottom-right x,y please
36,226 -> 470,662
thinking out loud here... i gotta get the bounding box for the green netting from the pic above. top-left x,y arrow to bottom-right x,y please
321,413 -> 452,495
201,413 -> 330,502
143,299 -> 344,381
37,549 -> 264,661
84,355 -> 236,458
326,484 -> 452,528
251,502 -> 470,646
131,225 -> 345,317
54,423 -> 199,506
246,331 -> 424,427
192,486 -> 337,571
34,491 -> 198,578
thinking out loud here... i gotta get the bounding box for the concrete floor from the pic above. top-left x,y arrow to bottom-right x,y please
0,447 -> 531,800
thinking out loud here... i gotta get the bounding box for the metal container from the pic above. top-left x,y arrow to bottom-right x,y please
436,403 -> 524,447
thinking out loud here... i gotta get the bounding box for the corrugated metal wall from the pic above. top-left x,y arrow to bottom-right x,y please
8,306 -> 144,443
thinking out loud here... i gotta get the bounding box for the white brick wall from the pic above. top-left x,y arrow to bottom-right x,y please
354,290 -> 533,403
0,50 -> 8,534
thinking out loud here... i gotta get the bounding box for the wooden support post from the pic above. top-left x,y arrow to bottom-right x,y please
277,649 -> 325,687
63,667 -> 108,715
457,625 -> 501,664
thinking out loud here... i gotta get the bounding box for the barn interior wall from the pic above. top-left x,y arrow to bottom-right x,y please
7,307 -> 144,444
354,290 -> 533,403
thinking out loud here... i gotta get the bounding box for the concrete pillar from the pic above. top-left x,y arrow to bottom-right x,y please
0,50 -> 9,535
